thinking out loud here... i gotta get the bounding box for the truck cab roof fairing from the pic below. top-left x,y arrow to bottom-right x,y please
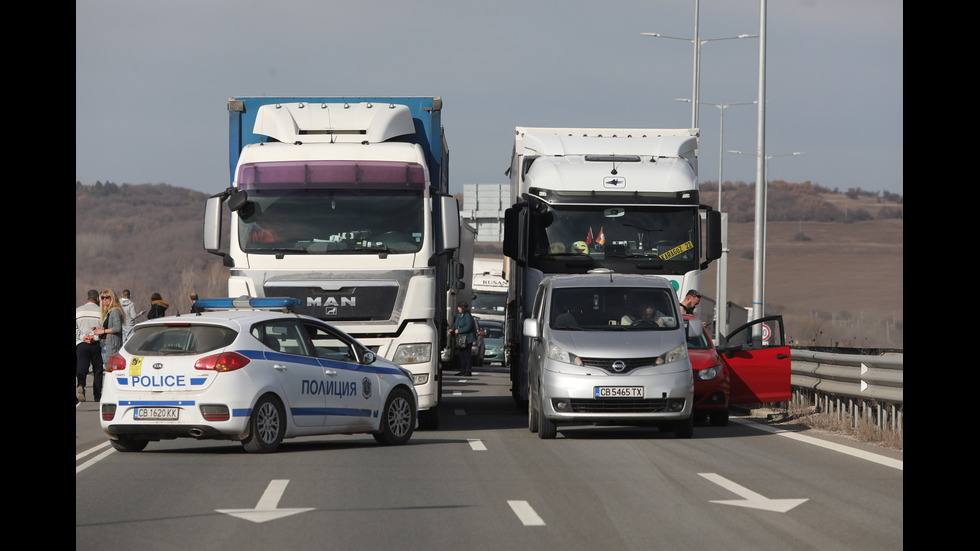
252,102 -> 416,144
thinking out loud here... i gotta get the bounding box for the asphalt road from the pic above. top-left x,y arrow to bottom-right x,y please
76,365 -> 903,550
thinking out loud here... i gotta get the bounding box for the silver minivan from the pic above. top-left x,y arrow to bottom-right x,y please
523,270 -> 699,439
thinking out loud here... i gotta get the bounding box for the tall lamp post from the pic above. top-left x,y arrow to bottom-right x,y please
642,1 -> 757,128
677,98 -> 755,341
728,150 -> 806,317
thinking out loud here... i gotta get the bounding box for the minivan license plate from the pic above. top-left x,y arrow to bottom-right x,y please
135,407 -> 179,420
595,386 -> 643,398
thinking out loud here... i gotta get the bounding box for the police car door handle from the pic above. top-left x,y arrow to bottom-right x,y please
324,369 -> 338,376
273,364 -> 287,371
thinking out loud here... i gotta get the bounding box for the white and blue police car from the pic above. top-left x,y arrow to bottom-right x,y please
99,297 -> 418,453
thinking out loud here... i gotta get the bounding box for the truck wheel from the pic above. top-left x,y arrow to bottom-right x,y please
242,395 -> 285,453
373,388 -> 415,446
419,406 -> 439,430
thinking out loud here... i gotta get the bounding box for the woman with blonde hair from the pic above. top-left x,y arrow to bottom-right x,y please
93,289 -> 126,381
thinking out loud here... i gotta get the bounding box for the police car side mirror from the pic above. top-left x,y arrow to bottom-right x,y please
362,351 -> 377,365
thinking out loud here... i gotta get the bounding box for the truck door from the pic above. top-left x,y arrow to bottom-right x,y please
720,316 -> 791,405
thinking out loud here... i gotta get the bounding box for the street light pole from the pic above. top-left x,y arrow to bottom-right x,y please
641,2 -> 757,129
728,150 -> 805,317
677,98 -> 755,342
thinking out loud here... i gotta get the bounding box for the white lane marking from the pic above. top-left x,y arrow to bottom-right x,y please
731,418 -> 903,471
698,473 -> 808,512
468,438 -> 487,451
76,446 -> 115,474
508,500 -> 545,526
217,479 -> 315,523
76,440 -> 111,461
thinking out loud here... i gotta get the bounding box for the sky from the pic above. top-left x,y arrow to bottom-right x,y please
76,0 -> 903,198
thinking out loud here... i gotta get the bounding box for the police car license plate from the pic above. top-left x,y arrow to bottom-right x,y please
135,407 -> 179,420
595,386 -> 644,398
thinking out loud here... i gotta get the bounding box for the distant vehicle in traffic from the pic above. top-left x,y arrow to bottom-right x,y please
99,297 -> 418,453
478,320 -> 505,365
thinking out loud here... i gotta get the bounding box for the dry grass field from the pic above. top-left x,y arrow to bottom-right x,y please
701,218 -> 903,349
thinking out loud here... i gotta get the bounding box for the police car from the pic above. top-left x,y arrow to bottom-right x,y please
99,297 -> 418,453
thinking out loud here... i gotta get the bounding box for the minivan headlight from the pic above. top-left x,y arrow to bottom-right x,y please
547,344 -> 583,366
658,342 -> 688,365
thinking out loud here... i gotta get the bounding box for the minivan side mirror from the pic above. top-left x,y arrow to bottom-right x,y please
523,318 -> 540,339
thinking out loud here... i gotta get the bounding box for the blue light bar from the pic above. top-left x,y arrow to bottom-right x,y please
195,297 -> 302,310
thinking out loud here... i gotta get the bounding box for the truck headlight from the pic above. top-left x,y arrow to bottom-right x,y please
392,343 -> 431,365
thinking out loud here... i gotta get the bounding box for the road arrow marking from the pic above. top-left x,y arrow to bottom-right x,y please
698,473 -> 808,513
217,479 -> 314,523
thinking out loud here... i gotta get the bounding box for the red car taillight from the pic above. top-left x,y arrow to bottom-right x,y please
106,353 -> 128,373
194,352 -> 250,372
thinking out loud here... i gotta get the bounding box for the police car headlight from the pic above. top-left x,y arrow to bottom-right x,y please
393,343 -> 431,365
547,344 -> 583,366
696,365 -> 722,380
657,342 -> 688,366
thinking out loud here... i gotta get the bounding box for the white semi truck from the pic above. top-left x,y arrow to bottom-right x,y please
503,127 -> 722,404
470,256 -> 507,324
204,97 -> 464,429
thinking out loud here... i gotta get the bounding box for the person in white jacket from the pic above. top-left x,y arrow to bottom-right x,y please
120,289 -> 144,343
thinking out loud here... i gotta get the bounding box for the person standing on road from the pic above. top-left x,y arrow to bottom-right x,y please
449,301 -> 475,377
76,289 -> 104,403
93,289 -> 125,391
120,289 -> 144,343
147,292 -> 169,319
679,290 -> 702,315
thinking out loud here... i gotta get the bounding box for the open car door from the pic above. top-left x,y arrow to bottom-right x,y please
719,315 -> 791,405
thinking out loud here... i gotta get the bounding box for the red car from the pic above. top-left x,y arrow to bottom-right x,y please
685,314 -> 792,426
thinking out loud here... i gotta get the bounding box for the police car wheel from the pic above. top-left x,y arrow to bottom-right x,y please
242,395 -> 285,453
373,388 -> 415,446
110,436 -> 149,453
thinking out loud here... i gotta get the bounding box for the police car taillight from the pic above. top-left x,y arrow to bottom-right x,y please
194,352 -> 250,372
106,353 -> 128,373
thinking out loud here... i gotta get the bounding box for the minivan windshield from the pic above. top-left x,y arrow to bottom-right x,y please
549,287 -> 679,330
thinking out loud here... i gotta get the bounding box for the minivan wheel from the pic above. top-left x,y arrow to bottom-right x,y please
674,414 -> 694,439
528,382 -> 539,433
537,395 -> 557,439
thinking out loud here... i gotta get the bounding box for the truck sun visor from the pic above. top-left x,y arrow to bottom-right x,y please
237,160 -> 426,190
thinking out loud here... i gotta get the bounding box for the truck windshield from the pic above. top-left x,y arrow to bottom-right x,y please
235,161 -> 425,254
472,290 -> 507,317
549,286 -> 679,330
528,203 -> 699,274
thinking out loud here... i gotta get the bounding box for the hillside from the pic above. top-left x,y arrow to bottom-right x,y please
76,181 -> 902,349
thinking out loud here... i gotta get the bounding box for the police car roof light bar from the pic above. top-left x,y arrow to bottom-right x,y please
196,296 -> 302,310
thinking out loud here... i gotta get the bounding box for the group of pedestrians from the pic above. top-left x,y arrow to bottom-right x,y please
74,289 -> 179,404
